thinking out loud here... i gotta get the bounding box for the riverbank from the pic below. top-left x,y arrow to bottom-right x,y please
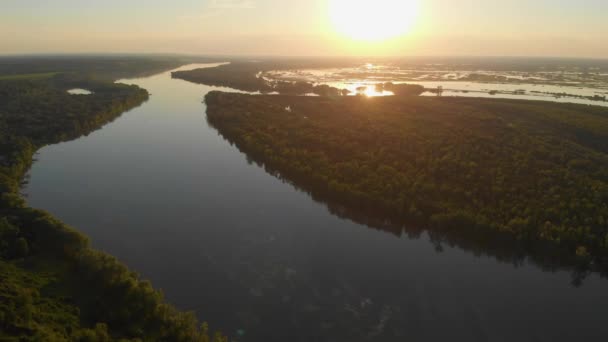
0,71 -> 220,340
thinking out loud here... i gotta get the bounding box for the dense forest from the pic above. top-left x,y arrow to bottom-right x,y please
205,92 -> 608,277
0,67 -> 225,340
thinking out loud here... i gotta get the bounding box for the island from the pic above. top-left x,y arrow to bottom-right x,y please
205,91 -> 608,275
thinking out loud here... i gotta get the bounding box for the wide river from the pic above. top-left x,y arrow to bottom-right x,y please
25,64 -> 608,342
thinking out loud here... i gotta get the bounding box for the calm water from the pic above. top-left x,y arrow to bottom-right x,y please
25,64 -> 608,342
67,88 -> 93,95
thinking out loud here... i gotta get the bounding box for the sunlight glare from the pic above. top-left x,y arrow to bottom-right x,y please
329,0 -> 419,41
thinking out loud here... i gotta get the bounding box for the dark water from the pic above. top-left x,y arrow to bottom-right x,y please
25,64 -> 608,342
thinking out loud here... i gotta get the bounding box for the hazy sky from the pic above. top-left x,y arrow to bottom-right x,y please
1,0 -> 607,57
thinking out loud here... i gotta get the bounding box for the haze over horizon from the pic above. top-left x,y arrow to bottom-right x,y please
2,0 -> 607,58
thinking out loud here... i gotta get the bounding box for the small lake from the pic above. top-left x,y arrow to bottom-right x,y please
25,64 -> 608,342
67,88 -> 93,95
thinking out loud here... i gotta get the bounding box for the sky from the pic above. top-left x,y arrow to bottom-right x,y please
1,0 -> 607,58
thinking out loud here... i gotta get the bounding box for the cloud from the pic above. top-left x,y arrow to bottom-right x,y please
209,0 -> 255,9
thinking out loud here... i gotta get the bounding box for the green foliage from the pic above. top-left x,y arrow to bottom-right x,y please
0,218 -> 21,259
0,261 -> 81,341
206,92 -> 608,267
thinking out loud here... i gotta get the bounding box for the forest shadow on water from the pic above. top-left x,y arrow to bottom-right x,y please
205,112 -> 608,289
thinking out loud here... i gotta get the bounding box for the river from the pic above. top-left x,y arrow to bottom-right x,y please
24,64 -> 608,342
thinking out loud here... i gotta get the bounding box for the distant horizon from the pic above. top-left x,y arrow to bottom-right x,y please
1,53 -> 608,61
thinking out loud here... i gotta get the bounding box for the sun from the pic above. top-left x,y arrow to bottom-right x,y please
329,0 -> 419,41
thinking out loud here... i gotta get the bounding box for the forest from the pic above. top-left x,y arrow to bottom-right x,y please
205,91 -> 608,276
0,65 -> 225,340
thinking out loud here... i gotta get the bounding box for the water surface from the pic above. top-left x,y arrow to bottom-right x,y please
269,64 -> 608,105
67,88 -> 93,95
25,64 -> 608,342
